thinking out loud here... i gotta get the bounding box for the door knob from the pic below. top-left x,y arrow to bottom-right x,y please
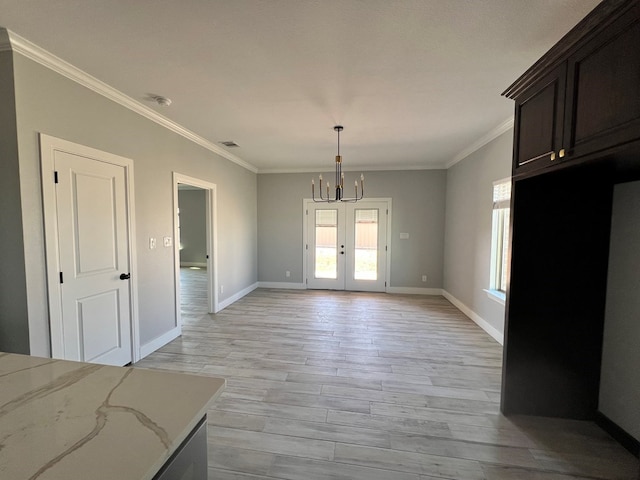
119,273 -> 131,280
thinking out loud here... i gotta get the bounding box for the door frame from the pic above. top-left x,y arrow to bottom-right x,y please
302,198 -> 392,292
172,173 -> 218,330
40,134 -> 141,362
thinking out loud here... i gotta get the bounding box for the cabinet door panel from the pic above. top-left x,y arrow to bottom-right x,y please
565,5 -> 640,157
513,65 -> 566,174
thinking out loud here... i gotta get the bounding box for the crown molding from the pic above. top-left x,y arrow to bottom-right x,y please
2,28 -> 258,174
258,164 -> 447,174
445,117 -> 514,169
259,118 -> 515,174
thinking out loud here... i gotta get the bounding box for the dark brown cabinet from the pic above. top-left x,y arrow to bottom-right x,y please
513,65 -> 566,173
502,0 -> 640,448
564,5 -> 640,160
508,0 -> 640,178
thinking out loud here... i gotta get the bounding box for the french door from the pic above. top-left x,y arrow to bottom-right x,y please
305,200 -> 389,292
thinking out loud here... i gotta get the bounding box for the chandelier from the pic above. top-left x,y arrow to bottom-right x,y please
311,126 -> 364,202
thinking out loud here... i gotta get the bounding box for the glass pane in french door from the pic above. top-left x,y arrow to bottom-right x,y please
353,209 -> 378,280
314,209 -> 338,279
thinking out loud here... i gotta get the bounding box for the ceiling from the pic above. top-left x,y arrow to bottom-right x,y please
0,0 -> 601,172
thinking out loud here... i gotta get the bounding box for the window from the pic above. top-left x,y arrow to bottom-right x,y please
314,209 -> 338,279
353,209 -> 379,280
490,179 -> 511,293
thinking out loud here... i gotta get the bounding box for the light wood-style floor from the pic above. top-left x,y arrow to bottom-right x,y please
135,268 -> 639,480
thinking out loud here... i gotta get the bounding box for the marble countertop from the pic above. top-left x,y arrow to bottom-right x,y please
0,352 -> 225,480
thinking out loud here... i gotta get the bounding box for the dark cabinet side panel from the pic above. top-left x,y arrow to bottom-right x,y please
501,166 -> 614,419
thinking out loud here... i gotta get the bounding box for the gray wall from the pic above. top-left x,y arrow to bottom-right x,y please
443,130 -> 512,336
599,181 -> 640,441
178,189 -> 207,266
9,52 -> 257,356
258,170 -> 446,288
0,50 -> 30,354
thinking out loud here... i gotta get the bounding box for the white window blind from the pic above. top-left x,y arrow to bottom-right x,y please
490,179 -> 511,293
493,179 -> 511,209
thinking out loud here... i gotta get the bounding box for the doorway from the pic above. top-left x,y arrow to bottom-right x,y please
172,173 -> 218,330
177,184 -> 209,320
40,134 -> 139,365
304,199 -> 390,292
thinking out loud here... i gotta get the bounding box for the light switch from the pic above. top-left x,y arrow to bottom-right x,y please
149,237 -> 156,249
163,236 -> 172,247
400,233 -> 410,240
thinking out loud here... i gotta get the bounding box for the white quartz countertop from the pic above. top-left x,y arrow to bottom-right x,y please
0,352 -> 225,480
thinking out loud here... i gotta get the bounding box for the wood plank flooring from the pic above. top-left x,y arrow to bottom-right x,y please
135,268 -> 639,480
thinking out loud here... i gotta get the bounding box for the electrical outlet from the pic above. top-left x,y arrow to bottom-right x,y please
163,236 -> 172,247
422,275 -> 427,282
286,270 -> 291,278
149,237 -> 156,249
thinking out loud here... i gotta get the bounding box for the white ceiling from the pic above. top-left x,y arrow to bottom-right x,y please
0,0 -> 601,172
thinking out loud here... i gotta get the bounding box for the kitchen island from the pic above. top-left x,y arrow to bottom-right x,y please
0,352 -> 225,480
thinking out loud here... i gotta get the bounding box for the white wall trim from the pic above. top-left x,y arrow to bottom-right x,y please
445,117 -> 514,169
173,173 -> 218,323
483,288 -> 506,306
180,262 -> 208,268
218,282 -> 259,311
139,327 -> 181,360
442,290 -> 504,345
4,28 -> 257,174
259,165 -> 447,174
258,282 -> 306,290
387,287 -> 444,295
3,26 -> 510,176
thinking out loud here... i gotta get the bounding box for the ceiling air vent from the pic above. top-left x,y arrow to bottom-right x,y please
219,141 -> 240,148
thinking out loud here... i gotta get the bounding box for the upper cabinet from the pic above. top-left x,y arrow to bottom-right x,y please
564,8 -> 640,159
505,0 -> 640,178
513,65 -> 566,173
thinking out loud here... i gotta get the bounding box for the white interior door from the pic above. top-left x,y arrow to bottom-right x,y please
306,200 -> 388,292
54,150 -> 133,366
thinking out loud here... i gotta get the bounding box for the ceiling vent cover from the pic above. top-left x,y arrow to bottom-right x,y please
219,141 -> 240,148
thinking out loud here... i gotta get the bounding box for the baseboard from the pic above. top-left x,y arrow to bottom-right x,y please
217,282 -> 259,311
180,262 -> 207,268
595,411 -> 640,458
441,290 -> 504,345
139,326 -> 181,360
258,281 -> 306,290
255,284 -> 442,294
386,286 -> 443,295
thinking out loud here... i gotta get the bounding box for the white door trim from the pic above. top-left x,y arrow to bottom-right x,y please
40,134 -> 141,362
302,198 -> 392,291
172,174 -> 219,328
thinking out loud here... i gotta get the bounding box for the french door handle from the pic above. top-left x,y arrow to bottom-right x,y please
119,273 -> 131,280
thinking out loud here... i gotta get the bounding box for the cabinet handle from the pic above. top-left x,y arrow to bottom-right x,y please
550,152 -> 556,161
559,148 -> 566,158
